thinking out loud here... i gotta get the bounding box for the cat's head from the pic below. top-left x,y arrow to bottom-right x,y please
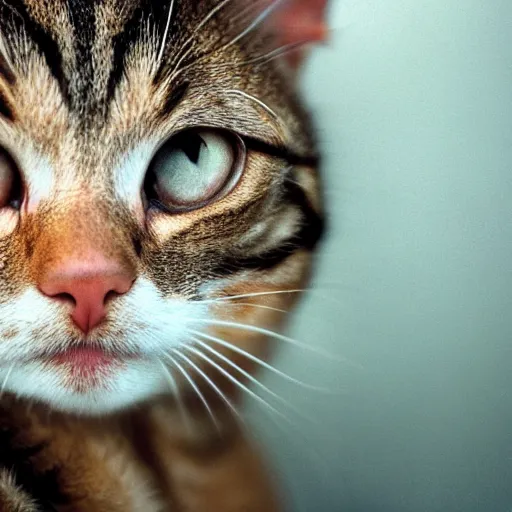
0,0 -> 326,414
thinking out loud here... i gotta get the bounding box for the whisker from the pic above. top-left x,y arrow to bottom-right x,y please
190,329 -> 337,393
229,0 -> 267,24
191,319 -> 349,364
183,344 -> 292,424
168,0 -> 234,80
241,40 -> 311,67
215,302 -> 288,314
192,338 -> 317,426
225,89 -> 283,125
170,348 -> 244,425
200,282 -> 356,305
166,0 -> 283,83
214,0 -> 284,52
166,350 -> 221,432
199,289 -> 308,303
157,359 -> 193,434
208,41 -> 310,75
157,0 -> 176,65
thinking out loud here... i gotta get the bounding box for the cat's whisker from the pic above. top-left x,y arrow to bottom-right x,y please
229,0 -> 268,25
202,286 -> 351,311
168,0 -> 234,81
183,344 -> 293,425
189,329 -> 336,394
166,1 -> 290,83
165,1 -> 276,82
190,319 -> 351,364
157,0 -> 176,65
157,359 -> 194,434
200,282 -> 355,305
242,40 -> 311,67
170,348 -> 245,426
213,302 -> 288,314
164,350 -> 221,433
213,0 -> 284,53
200,289 -> 308,303
0,363 -> 14,399
191,337 -> 318,426
200,39 -> 311,77
225,89 -> 284,126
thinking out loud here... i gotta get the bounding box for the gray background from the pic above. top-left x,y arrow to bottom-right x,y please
248,1 -> 512,511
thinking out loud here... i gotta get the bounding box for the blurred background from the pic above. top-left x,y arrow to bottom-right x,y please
248,1 -> 512,511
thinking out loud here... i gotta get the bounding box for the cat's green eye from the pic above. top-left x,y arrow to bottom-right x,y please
0,147 -> 21,210
145,129 -> 245,212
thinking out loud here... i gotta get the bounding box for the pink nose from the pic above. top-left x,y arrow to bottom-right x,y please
39,261 -> 134,334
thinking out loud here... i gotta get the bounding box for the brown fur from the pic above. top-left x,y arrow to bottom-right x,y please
0,0 -> 326,509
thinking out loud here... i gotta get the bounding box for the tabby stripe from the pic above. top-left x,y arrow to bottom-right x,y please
0,55 -> 15,87
107,0 -> 171,103
0,90 -> 14,121
67,0 -> 96,110
243,136 -> 320,168
283,178 -> 325,251
106,3 -> 142,103
220,179 -> 325,272
160,80 -> 190,117
0,0 -> 67,100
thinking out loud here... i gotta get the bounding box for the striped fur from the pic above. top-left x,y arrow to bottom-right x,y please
0,0 -> 325,509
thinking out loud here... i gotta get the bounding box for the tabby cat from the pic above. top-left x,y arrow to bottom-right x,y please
0,0 -> 326,510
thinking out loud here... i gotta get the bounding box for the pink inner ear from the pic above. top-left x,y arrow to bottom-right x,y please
273,0 -> 328,45
265,0 -> 328,69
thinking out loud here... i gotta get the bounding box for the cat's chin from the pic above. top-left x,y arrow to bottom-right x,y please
0,358 -> 169,415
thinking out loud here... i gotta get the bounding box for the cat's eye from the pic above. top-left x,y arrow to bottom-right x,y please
144,129 -> 245,212
0,147 -> 22,210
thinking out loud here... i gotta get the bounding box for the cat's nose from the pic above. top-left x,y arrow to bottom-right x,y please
38,258 -> 135,334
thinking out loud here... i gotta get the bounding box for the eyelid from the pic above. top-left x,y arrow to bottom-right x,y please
241,135 -> 320,167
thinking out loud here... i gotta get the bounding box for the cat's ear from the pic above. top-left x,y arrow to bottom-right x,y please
270,0 -> 329,68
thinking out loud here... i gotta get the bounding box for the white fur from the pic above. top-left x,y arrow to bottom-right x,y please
5,359 -> 167,414
17,145 -> 54,213
0,279 -> 211,415
113,140 -> 158,212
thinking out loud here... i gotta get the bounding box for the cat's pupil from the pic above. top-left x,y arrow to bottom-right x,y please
9,173 -> 22,210
0,148 -> 22,210
178,133 -> 207,165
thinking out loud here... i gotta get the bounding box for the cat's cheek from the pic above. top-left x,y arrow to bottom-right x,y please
0,210 -> 18,238
145,208 -> 197,241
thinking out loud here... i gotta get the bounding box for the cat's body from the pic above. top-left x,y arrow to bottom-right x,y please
0,0 -> 326,509
0,395 -> 282,511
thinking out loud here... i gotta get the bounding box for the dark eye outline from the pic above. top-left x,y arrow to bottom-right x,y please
0,145 -> 24,211
143,128 -> 246,214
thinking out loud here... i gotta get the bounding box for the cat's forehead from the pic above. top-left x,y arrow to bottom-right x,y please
0,0 -> 289,161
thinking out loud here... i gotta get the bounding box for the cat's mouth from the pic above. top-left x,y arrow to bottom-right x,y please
42,345 -> 142,382
2,341 -> 167,412
50,346 -> 120,371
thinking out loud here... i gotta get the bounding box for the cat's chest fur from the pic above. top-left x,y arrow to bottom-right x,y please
0,396 -> 281,511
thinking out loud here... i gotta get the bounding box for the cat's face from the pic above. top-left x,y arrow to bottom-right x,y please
0,0 -> 324,414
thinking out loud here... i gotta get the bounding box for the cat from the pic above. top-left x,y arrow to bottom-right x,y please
0,0 -> 327,510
